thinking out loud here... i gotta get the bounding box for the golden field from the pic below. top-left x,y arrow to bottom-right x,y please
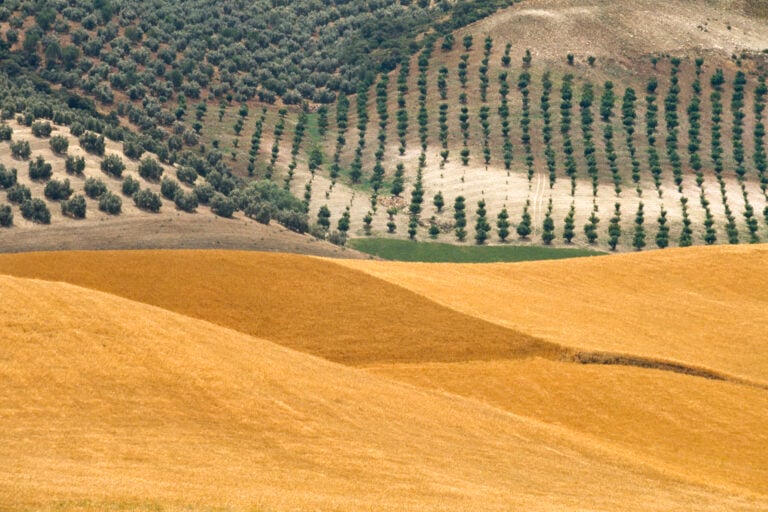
339,245 -> 768,384
0,245 -> 767,510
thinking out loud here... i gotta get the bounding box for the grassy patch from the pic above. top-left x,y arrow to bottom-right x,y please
348,238 -> 604,263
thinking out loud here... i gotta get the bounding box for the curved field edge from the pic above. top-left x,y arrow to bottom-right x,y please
337,244 -> 768,384
0,250 -> 559,365
347,238 -> 603,262
4,275 -> 760,511
0,248 -> 764,386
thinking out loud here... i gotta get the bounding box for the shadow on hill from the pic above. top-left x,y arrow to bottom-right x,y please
0,249 -> 764,391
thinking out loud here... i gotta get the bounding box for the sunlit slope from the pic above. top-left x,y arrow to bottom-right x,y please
460,0 -> 768,61
339,245 -> 768,384
0,250 -> 557,365
368,359 -> 768,495
3,276 -> 758,511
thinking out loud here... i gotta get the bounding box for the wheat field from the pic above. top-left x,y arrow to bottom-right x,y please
0,245 -> 766,510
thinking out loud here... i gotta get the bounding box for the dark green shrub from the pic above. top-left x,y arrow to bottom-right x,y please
69,122 -> 84,137
133,188 -> 162,212
98,191 -> 122,215
173,189 -> 198,212
10,140 -> 31,160
20,198 -> 51,224
193,182 -> 215,204
0,165 -> 17,188
474,200 -> 490,244
210,192 -> 235,218
121,175 -> 140,196
84,177 -> 108,199
6,184 -> 31,204
0,124 -> 12,140
318,206 -> 331,230
61,194 -> 86,218
0,204 -> 13,227
100,154 -> 125,177
138,156 -> 163,181
542,206 -> 555,245
275,209 -> 309,234
453,196 -> 467,241
563,203 -> 576,243
79,132 -> 105,155
49,135 -> 69,154
123,139 -> 144,160
176,165 -> 197,185
633,202 -> 646,250
31,121 -> 52,137
160,177 -> 181,200
65,155 -> 85,174
496,207 -> 510,241
516,201 -> 532,238
28,156 -> 52,181
44,178 -> 73,200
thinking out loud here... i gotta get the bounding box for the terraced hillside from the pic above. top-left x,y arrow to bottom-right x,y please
0,245 -> 766,510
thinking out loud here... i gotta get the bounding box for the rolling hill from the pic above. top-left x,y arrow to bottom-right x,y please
0,0 -> 766,508
338,244 -> 768,383
0,245 -> 766,509
4,272 -> 762,511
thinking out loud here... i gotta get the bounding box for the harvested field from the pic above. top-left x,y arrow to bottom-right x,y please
4,274 -> 762,511
1,246 -> 767,510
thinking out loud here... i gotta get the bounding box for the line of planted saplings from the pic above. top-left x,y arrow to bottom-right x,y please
600,82 -> 621,196
754,76 -> 768,226
730,71 -> 760,243
519,66 -> 534,182
621,87 -> 642,195
709,69 -> 740,244
686,58 -> 717,245
560,74 -> 578,195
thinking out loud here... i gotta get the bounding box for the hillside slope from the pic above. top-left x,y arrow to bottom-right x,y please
339,244 -> 768,383
1,247 -> 767,500
0,250 -> 556,365
459,0 -> 768,62
3,274 -> 757,511
368,359 -> 768,495
0,120 -> 358,257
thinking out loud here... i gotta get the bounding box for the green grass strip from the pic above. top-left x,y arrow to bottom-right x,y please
348,238 -> 604,263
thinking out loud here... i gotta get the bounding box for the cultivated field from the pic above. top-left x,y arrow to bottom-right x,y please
0,120 -> 360,257
0,245 -> 766,510
0,1 -> 766,509
1,0 -> 767,256
215,0 -> 768,251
